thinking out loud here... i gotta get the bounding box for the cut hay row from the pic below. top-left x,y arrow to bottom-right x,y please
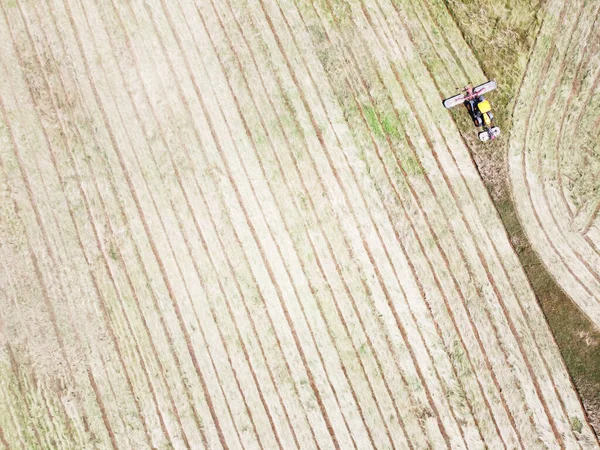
0,0 -> 597,448
508,0 -> 600,331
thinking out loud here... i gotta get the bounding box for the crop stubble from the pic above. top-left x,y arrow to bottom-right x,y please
0,0 -> 598,448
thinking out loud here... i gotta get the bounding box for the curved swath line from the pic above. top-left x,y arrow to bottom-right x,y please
212,2 -> 424,448
146,2 -> 356,448
97,2 -> 286,448
545,2 -> 600,222
517,0 -> 600,399
77,2 -> 266,448
252,1 -> 466,447
28,5 -> 205,448
540,57 -> 600,289
47,1 -> 229,447
181,2 -> 403,447
302,1 -> 498,447
318,0 -> 528,444
365,2 -> 587,445
0,24 -> 136,450
7,4 -> 178,448
177,2 -> 394,448
536,81 -> 600,288
567,59 -> 600,237
173,2 -> 395,448
521,1 -> 600,316
555,10 -> 600,221
106,4 -> 307,450
116,3 -> 327,450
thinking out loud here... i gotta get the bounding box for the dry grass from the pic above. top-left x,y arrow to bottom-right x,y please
0,0 -> 598,448
442,0 -> 600,437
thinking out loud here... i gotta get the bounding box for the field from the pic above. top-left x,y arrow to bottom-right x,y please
508,0 -> 600,330
0,0 -> 598,449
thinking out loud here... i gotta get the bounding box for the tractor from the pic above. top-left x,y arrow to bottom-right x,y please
443,80 -> 500,142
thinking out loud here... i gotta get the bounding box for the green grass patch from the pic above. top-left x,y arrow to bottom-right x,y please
363,105 -> 384,138
361,103 -> 404,142
572,416 -> 584,434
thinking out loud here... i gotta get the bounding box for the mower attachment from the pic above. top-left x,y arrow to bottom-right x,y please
443,80 -> 497,109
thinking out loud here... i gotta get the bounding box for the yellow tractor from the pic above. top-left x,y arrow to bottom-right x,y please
443,80 -> 500,142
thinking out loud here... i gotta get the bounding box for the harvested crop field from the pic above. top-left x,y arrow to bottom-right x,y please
509,0 -> 600,330
0,0 -> 598,449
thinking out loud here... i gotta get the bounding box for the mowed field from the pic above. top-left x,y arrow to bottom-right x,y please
0,0 -> 598,449
509,0 -> 600,330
